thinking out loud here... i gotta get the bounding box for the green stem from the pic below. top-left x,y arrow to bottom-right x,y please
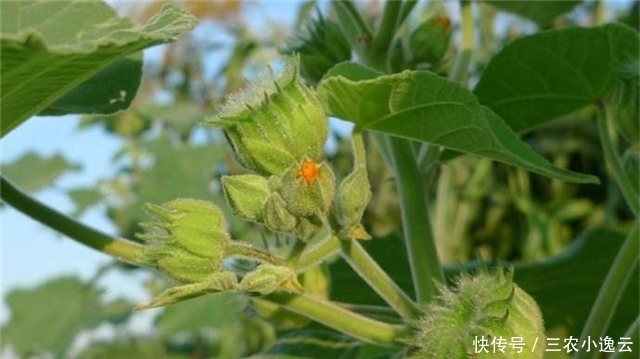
290,234 -> 342,272
450,0 -> 474,85
340,238 -> 421,320
371,0 -> 402,62
264,291 -> 410,346
332,0 -> 371,57
0,175 -> 143,264
385,136 -> 444,303
610,316 -> 639,359
598,104 -> 639,215
574,219 -> 639,359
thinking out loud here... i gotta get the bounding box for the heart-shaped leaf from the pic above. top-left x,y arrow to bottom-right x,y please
317,62 -> 598,184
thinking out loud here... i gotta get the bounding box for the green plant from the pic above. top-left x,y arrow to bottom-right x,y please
1,1 -> 638,358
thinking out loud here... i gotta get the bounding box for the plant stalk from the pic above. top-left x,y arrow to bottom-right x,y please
264,291 -> 410,346
0,175 -> 143,264
385,136 -> 444,303
598,104 -> 639,215
340,238 -> 421,320
609,316 -> 639,359
574,219 -> 639,359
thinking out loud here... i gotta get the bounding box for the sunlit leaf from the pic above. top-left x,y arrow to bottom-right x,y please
1,152 -> 80,192
0,1 -> 198,136
474,23 -> 639,133
317,62 -> 598,184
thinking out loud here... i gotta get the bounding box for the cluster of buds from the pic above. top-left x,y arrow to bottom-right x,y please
136,198 -> 299,309
209,56 -> 370,242
410,268 -> 545,359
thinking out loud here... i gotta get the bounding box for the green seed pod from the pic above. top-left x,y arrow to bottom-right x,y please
222,174 -> 270,222
239,264 -> 300,295
409,16 -> 452,65
281,160 -> 335,216
265,193 -> 298,233
411,268 -> 545,359
206,56 -> 329,176
137,199 -> 231,282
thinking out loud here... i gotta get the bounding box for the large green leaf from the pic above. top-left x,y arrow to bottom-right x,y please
0,152 -> 80,192
246,330 -> 362,359
1,276 -> 107,357
474,23 -> 639,133
481,0 -> 582,26
0,1 -> 198,136
317,62 -> 598,184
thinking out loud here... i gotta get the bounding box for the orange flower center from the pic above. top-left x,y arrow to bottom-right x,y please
434,16 -> 451,31
297,159 -> 320,186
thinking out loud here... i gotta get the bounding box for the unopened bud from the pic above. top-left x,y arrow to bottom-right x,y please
265,193 -> 297,233
207,56 -> 329,176
281,160 -> 335,216
336,166 -> 372,239
138,199 -> 231,281
411,268 -> 545,359
239,264 -> 301,295
409,16 -> 452,65
222,174 -> 270,222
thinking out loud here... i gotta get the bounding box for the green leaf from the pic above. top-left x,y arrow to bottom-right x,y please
0,1 -> 198,137
474,23 -> 640,133
246,330 -> 362,359
1,276 -> 105,357
68,187 -> 103,216
481,0 -> 582,26
155,292 -> 244,337
515,227 -> 638,339
1,152 -> 80,192
317,62 -> 598,184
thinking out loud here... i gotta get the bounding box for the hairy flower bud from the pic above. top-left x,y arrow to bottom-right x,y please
281,160 -> 335,217
336,167 -> 372,239
138,199 -> 231,282
411,268 -> 545,359
239,264 -> 301,295
265,193 -> 298,233
409,16 -> 452,65
207,56 -> 329,176
222,174 -> 270,222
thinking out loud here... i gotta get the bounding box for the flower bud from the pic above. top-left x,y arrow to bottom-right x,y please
207,56 -> 329,176
265,193 -> 297,233
336,166 -> 372,239
239,264 -> 301,295
281,160 -> 335,217
222,174 -> 270,222
411,268 -> 545,359
409,16 -> 452,65
138,199 -> 231,282
285,14 -> 352,84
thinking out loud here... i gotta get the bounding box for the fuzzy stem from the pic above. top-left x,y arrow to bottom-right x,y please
598,104 -> 639,215
371,0 -> 402,64
264,291 -> 410,346
574,219 -> 639,359
290,234 -> 342,272
340,238 -> 421,320
0,175 -> 143,264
